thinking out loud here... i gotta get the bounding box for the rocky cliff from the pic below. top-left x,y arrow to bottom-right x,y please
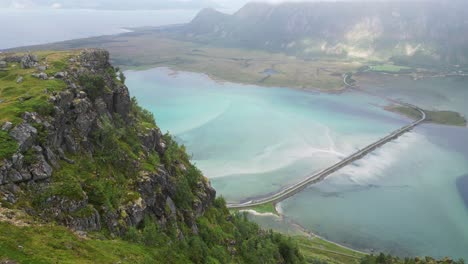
0,49 -> 215,234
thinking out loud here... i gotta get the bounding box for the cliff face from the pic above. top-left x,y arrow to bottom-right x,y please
0,50 -> 215,235
181,1 -> 468,66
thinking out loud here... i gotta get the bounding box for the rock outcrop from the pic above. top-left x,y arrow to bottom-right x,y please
0,49 -> 215,235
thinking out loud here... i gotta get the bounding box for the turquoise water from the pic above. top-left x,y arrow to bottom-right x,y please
125,68 -> 468,259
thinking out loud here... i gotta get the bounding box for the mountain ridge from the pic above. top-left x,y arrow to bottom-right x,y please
178,1 -> 468,67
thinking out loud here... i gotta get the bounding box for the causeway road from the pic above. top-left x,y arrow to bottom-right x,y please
227,103 -> 426,209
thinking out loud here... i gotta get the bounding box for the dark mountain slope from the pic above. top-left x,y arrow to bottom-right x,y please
179,1 -> 468,66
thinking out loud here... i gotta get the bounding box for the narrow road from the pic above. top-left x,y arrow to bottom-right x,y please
227,102 -> 426,209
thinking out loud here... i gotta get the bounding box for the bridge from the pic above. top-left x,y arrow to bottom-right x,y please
227,103 -> 426,209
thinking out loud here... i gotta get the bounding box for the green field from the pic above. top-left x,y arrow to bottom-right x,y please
387,105 -> 467,126
369,64 -> 412,73
19,35 -> 362,91
293,236 -> 365,264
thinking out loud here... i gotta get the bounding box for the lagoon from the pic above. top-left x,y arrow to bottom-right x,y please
125,68 -> 468,260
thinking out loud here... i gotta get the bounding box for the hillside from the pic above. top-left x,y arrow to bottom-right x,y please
0,49 -> 304,263
179,1 -> 468,67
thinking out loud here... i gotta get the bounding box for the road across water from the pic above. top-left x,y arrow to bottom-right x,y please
227,103 -> 426,209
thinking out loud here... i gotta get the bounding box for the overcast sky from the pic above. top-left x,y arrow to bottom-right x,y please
0,0 -> 397,10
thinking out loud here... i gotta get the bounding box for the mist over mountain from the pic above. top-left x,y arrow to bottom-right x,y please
179,1 -> 468,66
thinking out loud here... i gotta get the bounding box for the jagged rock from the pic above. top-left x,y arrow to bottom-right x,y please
37,65 -> 47,72
44,147 -> 59,168
0,50 -> 217,237
79,49 -> 110,69
7,169 -> 23,183
3,55 -> 22,63
54,72 -> 67,79
112,87 -> 131,119
94,98 -> 109,116
9,123 -> 37,152
11,154 -> 24,170
33,72 -> 48,80
66,208 -> 101,231
16,76 -> 23,84
166,197 -> 177,219
20,54 -> 38,69
30,154 -> 52,181
1,122 -> 13,131
64,134 -> 78,154
125,197 -> 147,227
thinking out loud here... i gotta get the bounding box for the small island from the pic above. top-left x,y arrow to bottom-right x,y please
386,105 -> 467,127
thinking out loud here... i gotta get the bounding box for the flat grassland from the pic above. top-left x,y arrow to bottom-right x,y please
386,105 -> 467,127
21,33 -> 361,91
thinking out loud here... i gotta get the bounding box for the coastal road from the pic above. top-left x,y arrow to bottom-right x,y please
227,104 -> 426,209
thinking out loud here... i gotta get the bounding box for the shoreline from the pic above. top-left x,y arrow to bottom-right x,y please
244,204 -> 369,256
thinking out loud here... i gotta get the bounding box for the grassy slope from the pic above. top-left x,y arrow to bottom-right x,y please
0,51 -> 75,124
0,221 -> 172,264
0,218 -> 364,264
0,51 -> 76,160
295,236 -> 364,264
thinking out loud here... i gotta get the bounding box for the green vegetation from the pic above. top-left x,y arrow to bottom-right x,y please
0,201 -> 304,264
237,203 -> 279,215
78,73 -> 107,100
294,236 -> 364,264
32,36 -> 360,91
0,130 -> 17,161
369,64 -> 412,73
387,105 -> 466,126
0,51 -> 75,124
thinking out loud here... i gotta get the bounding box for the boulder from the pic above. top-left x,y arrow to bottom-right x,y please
31,73 -> 48,80
7,169 -> 23,183
16,76 -> 23,84
36,65 -> 47,72
9,123 -> 37,152
30,154 -> 53,181
0,61 -> 7,68
54,72 -> 67,79
1,121 -> 13,131
20,54 -> 38,69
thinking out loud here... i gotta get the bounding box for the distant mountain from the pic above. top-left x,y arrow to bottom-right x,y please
178,1 -> 468,67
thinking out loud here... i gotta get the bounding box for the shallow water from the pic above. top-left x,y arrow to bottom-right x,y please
125,68 -> 468,259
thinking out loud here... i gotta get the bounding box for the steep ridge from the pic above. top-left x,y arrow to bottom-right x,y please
0,50 -> 303,263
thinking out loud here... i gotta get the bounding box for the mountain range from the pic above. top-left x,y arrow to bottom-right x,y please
176,1 -> 468,67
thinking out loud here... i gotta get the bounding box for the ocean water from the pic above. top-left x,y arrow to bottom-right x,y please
125,68 -> 407,202
0,9 -> 198,49
125,68 -> 468,259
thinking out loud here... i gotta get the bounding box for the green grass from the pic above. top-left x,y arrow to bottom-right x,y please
0,221 -> 171,264
387,105 -> 466,126
293,236 -> 364,264
0,130 -> 18,161
0,51 -> 77,125
235,203 -> 279,215
370,64 -> 412,73
425,110 -> 467,126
